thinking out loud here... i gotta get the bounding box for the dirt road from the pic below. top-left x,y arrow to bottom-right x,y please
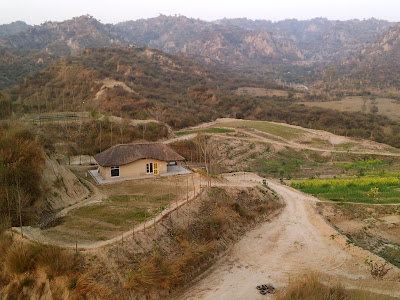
177,178 -> 400,299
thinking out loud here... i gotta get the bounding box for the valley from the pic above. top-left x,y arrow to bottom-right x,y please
2,11 -> 400,300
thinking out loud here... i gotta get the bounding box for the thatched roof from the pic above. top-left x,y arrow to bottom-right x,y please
94,143 -> 185,167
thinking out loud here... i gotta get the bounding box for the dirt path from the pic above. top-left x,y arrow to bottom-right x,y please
212,128 -> 400,158
56,179 -> 104,218
177,178 -> 400,300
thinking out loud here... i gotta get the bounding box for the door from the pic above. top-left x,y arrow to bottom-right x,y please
154,162 -> 159,175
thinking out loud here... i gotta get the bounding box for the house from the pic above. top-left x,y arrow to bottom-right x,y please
93,142 -> 185,180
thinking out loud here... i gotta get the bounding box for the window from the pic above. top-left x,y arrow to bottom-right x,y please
110,166 -> 119,177
146,163 -> 153,174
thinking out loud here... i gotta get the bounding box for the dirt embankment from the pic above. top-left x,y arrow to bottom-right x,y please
41,155 -> 90,210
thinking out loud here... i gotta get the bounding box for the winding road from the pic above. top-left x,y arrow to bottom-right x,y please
177,177 -> 400,299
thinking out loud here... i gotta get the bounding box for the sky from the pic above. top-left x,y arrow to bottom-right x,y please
0,0 -> 399,25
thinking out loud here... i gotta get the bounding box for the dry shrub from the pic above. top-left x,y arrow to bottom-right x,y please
277,273 -> 389,300
0,233 -> 13,260
127,242 -> 215,294
127,252 -> 183,293
36,245 -> 76,277
369,261 -> 392,280
70,273 -> 112,300
127,255 -> 159,293
3,243 -> 40,275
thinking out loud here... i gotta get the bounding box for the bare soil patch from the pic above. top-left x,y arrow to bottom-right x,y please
235,87 -> 299,97
317,202 -> 400,268
300,96 -> 400,122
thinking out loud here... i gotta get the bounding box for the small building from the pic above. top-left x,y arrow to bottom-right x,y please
93,142 -> 185,180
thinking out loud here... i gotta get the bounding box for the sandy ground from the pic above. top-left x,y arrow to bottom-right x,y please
208,127 -> 400,158
177,178 -> 400,300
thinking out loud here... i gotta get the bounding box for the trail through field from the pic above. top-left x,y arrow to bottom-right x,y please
177,177 -> 400,300
187,118 -> 400,157
209,128 -> 400,158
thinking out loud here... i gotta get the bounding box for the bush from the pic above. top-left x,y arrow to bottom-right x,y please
276,273 -> 389,300
36,245 -> 76,276
3,243 -> 39,274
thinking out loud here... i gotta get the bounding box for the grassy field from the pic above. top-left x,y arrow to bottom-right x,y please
300,96 -> 400,122
65,194 -> 170,229
44,176 -> 191,242
175,128 -> 234,136
235,87 -> 294,97
214,120 -> 306,140
292,176 -> 400,204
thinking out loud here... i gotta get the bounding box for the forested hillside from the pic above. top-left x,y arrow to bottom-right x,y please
0,15 -> 397,90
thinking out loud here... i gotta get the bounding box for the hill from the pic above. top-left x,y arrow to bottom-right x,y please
0,16 -> 122,88
336,22 -> 400,91
0,15 -> 121,56
0,47 -> 54,89
0,15 -> 395,90
0,21 -> 31,38
11,46 -> 273,127
116,15 -> 304,68
216,18 -> 393,61
10,45 -> 400,148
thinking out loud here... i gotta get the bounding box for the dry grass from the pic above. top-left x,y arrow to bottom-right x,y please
36,245 -> 76,277
70,272 -> 113,300
3,243 -> 39,275
214,120 -> 306,140
300,96 -> 400,122
126,242 -> 215,293
2,240 -> 78,277
276,273 -> 393,300
0,235 -> 114,299
236,87 -> 295,97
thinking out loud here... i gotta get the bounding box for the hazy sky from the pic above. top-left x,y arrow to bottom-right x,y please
0,0 -> 399,25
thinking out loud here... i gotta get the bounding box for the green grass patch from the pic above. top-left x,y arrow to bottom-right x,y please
337,159 -> 384,170
214,120 -> 306,139
64,193 -> 173,232
175,128 -> 234,136
334,142 -> 358,150
292,176 -> 400,204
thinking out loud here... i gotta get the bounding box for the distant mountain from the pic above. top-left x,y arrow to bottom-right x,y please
319,22 -> 400,91
215,18 -> 393,61
0,16 -> 124,88
0,21 -> 31,38
0,15 -> 397,90
116,15 -> 304,68
0,15 -> 121,56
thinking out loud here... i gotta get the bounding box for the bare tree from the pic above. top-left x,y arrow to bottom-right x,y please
148,106 -> 167,122
14,177 -> 28,238
142,123 -> 147,140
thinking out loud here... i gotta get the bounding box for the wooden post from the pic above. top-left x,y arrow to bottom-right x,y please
175,177 -> 178,215
186,176 -> 189,202
75,229 -> 78,254
122,232 -> 124,246
192,173 -> 195,199
132,223 -> 135,240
